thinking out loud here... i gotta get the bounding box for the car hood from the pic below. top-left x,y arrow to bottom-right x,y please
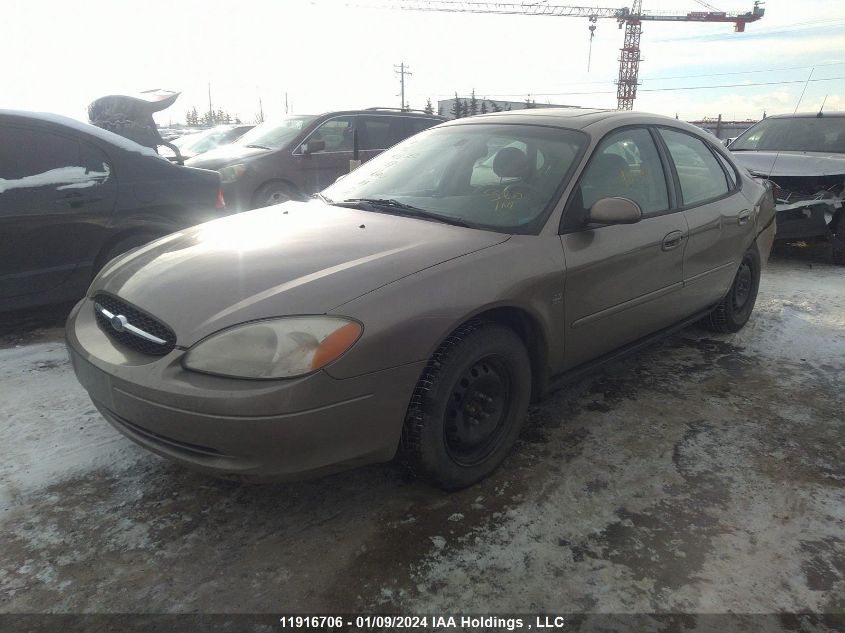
185,144 -> 271,170
731,151 -> 845,177
94,201 -> 509,346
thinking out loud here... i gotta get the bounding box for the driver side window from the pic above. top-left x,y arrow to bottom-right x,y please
308,117 -> 356,153
568,127 -> 669,224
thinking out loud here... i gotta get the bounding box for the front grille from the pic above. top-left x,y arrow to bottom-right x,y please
93,294 -> 177,356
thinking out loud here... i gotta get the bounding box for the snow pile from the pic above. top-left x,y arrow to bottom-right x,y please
0,164 -> 110,194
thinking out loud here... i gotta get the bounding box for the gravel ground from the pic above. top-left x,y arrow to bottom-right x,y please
0,244 -> 843,627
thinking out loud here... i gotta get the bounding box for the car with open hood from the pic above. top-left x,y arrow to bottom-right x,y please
729,112 -> 845,264
66,108 -> 776,489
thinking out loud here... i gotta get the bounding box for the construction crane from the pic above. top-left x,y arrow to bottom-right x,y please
370,0 -> 765,110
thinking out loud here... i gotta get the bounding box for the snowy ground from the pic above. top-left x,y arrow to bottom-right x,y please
0,245 -> 843,626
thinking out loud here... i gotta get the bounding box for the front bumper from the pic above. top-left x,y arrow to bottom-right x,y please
774,203 -> 836,240
66,298 -> 424,481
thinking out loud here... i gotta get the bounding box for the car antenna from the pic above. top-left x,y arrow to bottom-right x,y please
817,95 -> 828,118
767,67 -> 816,180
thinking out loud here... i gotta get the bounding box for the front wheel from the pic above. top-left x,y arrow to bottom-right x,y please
703,245 -> 761,333
252,182 -> 297,209
400,322 -> 531,490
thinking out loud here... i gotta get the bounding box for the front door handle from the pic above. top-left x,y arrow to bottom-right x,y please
738,209 -> 751,225
661,230 -> 686,251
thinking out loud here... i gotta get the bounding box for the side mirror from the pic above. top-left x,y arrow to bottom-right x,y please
587,197 -> 642,225
301,139 -> 326,155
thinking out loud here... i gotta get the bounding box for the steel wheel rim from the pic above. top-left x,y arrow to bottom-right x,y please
444,355 -> 513,467
733,256 -> 753,311
266,190 -> 290,206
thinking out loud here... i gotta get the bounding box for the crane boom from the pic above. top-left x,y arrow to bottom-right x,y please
368,1 -> 765,109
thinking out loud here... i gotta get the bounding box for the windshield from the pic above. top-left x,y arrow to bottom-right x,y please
174,128 -> 234,153
234,116 -> 317,150
322,124 -> 587,234
731,117 -> 845,153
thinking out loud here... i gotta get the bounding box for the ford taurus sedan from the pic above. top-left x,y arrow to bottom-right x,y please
67,109 -> 776,489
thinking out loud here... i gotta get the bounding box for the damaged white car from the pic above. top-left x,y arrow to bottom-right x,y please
729,112 -> 845,264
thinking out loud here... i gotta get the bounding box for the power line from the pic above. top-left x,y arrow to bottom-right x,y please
434,76 -> 845,98
429,61 -> 845,94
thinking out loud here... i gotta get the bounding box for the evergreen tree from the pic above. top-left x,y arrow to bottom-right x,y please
480,99 -> 488,115
490,100 -> 502,113
468,90 -> 478,117
462,100 -> 470,117
424,98 -> 434,115
525,96 -> 536,109
451,92 -> 462,119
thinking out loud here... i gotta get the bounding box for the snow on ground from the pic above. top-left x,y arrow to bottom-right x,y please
0,246 -> 843,621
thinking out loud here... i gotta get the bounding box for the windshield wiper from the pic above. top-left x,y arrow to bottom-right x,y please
245,144 -> 271,150
335,198 -> 477,228
312,192 -> 333,204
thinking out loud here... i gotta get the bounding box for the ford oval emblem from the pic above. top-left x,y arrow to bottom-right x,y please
110,314 -> 129,332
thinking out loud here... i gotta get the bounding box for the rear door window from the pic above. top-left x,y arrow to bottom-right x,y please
659,128 -> 730,206
405,117 -> 441,136
360,115 -> 404,151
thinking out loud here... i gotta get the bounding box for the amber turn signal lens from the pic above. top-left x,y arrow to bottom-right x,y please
311,322 -> 363,370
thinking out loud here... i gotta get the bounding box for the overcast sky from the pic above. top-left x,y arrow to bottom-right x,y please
4,0 -> 845,124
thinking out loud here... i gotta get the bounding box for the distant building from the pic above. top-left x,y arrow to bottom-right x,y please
437,97 -> 581,120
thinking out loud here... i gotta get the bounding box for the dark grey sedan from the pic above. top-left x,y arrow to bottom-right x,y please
67,109 -> 776,489
0,110 -> 227,312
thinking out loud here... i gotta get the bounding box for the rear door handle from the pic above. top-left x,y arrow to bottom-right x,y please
661,230 -> 686,251
738,209 -> 751,225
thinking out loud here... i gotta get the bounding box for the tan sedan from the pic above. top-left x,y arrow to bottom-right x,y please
67,109 -> 776,489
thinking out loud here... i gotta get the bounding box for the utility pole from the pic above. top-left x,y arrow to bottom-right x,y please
394,62 -> 412,111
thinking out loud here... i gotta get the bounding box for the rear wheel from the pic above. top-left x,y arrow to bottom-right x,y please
252,182 -> 298,209
401,322 -> 531,489
703,245 -> 761,333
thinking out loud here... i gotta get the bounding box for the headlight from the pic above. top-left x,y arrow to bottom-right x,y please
219,163 -> 247,183
183,317 -> 362,379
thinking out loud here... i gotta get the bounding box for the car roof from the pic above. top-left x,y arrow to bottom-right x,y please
760,111 -> 845,119
314,109 -> 446,119
0,109 -> 162,157
440,107 -> 707,134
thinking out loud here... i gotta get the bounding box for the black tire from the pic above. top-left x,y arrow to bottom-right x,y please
831,211 -> 845,266
252,181 -> 298,209
94,233 -> 159,276
401,322 -> 532,490
703,245 -> 761,333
